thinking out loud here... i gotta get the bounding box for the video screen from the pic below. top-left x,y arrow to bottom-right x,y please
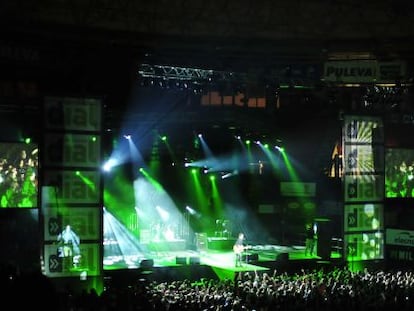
344,231 -> 384,261
0,142 -> 38,208
385,148 -> 414,198
42,207 -> 101,277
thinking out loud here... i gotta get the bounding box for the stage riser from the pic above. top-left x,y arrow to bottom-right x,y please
207,238 -> 236,251
147,240 -> 186,252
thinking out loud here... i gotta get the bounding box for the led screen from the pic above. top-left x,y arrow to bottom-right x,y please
344,232 -> 384,261
385,148 -> 414,198
0,142 -> 38,208
42,208 -> 101,278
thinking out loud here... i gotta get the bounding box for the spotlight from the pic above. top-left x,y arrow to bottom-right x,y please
123,134 -> 131,140
102,159 -> 116,172
186,206 -> 196,215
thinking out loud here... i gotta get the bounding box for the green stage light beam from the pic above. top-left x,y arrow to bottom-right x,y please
139,167 -> 164,192
190,168 -> 209,226
210,174 -> 224,219
76,171 -> 97,192
160,135 -> 177,164
280,149 -> 300,183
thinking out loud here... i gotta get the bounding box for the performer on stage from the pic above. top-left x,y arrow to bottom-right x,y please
233,232 -> 246,267
305,223 -> 316,257
57,224 -> 81,268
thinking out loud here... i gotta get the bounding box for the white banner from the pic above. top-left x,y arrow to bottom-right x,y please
324,61 -> 377,83
386,228 -> 414,247
44,133 -> 101,168
43,243 -> 100,277
324,61 -> 406,83
44,96 -> 102,131
344,174 -> 384,202
42,170 -> 101,205
43,207 -> 100,241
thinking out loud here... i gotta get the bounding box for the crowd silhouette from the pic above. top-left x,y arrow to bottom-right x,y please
2,264 -> 414,311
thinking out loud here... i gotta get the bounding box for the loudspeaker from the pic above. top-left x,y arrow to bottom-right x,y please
189,257 -> 200,265
276,252 -> 289,261
316,219 -> 333,260
140,259 -> 154,269
176,257 -> 187,265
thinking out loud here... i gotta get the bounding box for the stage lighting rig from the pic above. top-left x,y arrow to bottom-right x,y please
137,63 -> 248,89
138,63 -> 215,81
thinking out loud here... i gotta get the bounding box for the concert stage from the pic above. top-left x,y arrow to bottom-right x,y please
104,243 -> 343,284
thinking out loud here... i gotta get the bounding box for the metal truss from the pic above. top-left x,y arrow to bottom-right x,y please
138,64 -> 215,81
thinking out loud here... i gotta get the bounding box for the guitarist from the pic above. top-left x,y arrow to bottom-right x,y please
233,232 -> 246,267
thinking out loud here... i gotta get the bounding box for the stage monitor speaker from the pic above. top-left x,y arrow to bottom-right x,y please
140,259 -> 154,269
276,252 -> 289,261
189,257 -> 200,265
176,257 -> 187,265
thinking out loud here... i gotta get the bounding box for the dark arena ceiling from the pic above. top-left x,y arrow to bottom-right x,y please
2,0 -> 414,67
1,0 -> 414,170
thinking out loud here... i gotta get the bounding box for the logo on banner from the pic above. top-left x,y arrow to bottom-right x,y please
347,241 -> 357,256
389,248 -> 414,261
386,229 -> 414,247
324,61 -> 377,83
48,216 -> 62,235
48,254 -> 63,272
44,134 -> 100,167
395,232 -> 414,246
44,171 -> 100,203
347,180 -> 358,198
45,98 -> 101,131
345,177 -> 383,201
347,208 -> 357,227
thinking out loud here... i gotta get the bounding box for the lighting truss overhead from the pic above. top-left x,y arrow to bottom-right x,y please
138,64 -> 214,81
137,64 -> 248,85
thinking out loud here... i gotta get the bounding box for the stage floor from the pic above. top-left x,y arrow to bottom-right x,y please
102,243 -> 344,285
104,242 -> 342,273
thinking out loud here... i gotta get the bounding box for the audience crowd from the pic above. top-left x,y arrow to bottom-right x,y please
2,264 -> 414,311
